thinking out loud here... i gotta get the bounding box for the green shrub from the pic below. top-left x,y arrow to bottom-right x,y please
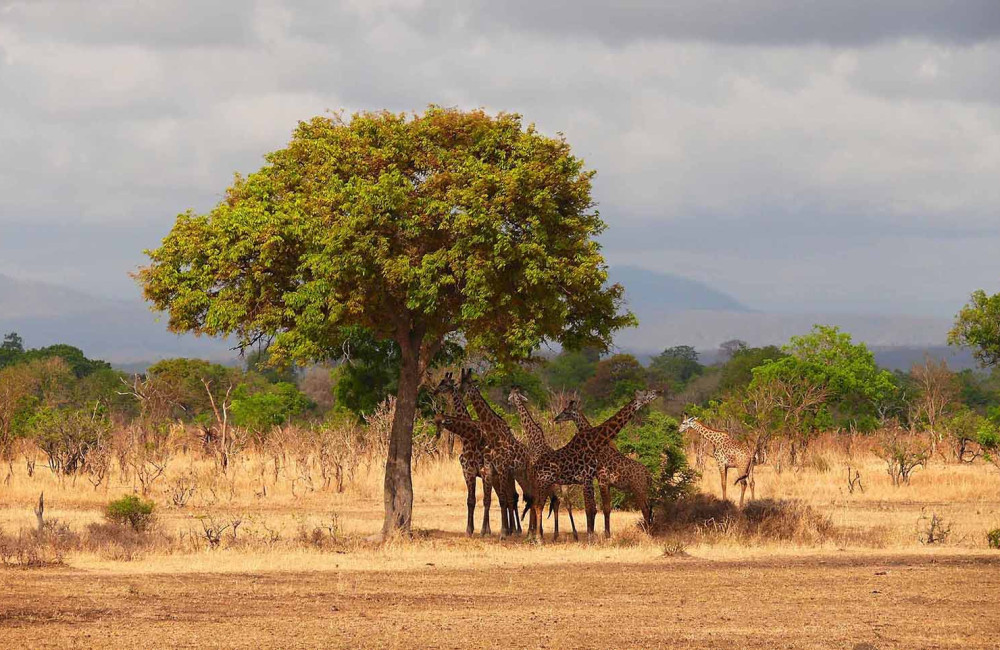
104,495 -> 156,532
612,410 -> 697,505
988,528 -> 1000,550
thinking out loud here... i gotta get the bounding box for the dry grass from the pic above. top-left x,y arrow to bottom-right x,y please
3,436 -> 1000,647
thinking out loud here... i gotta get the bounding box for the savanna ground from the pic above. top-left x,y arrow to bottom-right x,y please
2,437 -> 1000,649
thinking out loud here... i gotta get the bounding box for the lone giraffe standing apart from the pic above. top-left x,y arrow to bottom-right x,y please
529,389 -> 659,542
433,373 -> 494,536
679,417 -> 755,507
508,388 -> 578,541
459,369 -> 532,536
554,400 -> 653,537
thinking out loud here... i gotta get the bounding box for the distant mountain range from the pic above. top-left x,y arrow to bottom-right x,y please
0,274 -> 234,365
0,267 -> 972,371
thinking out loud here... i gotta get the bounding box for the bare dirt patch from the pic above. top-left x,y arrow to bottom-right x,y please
1,553 -> 998,649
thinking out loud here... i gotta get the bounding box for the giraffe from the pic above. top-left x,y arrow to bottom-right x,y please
678,417 -> 755,507
507,388 -> 578,541
554,400 -> 653,537
529,389 -> 660,542
432,373 -> 494,536
458,369 -> 532,537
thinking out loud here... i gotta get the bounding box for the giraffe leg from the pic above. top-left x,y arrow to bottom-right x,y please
583,483 -> 597,542
750,473 -> 756,502
480,475 -> 492,536
720,466 -> 728,502
564,489 -> 579,541
531,483 -> 548,543
551,493 -> 560,542
511,481 -> 522,535
600,483 -> 612,538
465,473 -> 477,537
738,479 -> 747,509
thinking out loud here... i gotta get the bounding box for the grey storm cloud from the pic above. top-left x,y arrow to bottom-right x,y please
0,0 -> 998,315
453,0 -> 1000,47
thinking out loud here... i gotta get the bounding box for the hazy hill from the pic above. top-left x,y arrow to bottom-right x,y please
0,274 -> 234,365
0,268 -> 967,370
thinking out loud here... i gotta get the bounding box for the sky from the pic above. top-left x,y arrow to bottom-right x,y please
1,0 -> 998,317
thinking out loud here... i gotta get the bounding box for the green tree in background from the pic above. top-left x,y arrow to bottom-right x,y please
0,332 -> 24,368
543,347 -> 600,391
951,290 -> 1000,367
137,107 -> 633,536
231,382 -> 315,433
784,325 -> 895,428
647,345 -> 703,392
717,345 -> 787,393
583,354 -> 647,408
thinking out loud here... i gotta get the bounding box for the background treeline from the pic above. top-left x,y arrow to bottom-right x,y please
4,322 -> 1000,495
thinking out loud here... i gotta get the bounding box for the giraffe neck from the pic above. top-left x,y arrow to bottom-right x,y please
584,396 -> 646,448
568,409 -> 593,432
436,414 -> 482,446
512,398 -> 548,452
692,421 -> 729,447
465,385 -> 507,429
448,389 -> 470,418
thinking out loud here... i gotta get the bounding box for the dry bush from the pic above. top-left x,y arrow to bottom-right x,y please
84,522 -> 156,562
877,424 -> 929,486
0,529 -> 65,568
652,494 -> 886,548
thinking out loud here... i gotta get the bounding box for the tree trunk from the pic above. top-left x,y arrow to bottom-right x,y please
381,334 -> 421,538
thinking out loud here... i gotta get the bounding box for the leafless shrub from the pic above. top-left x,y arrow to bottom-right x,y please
917,511 -> 952,545
846,466 -> 864,494
167,472 -> 198,508
877,424 -> 928,487
295,512 -> 341,550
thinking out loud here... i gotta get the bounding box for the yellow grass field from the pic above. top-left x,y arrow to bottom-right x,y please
2,442 -> 1000,648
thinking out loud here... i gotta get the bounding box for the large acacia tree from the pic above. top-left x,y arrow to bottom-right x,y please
138,107 -> 633,536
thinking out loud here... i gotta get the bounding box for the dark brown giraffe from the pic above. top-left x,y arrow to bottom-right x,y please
432,373 -> 494,536
555,401 -> 653,537
459,369 -> 532,537
529,389 -> 660,542
508,388 -> 578,541
679,417 -> 755,507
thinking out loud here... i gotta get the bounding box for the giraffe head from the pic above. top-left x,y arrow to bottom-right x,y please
458,368 -> 477,393
508,387 -> 528,407
434,371 -> 457,396
678,416 -> 697,433
634,389 -> 660,410
553,399 -> 581,424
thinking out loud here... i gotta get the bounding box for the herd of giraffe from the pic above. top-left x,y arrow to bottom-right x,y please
433,369 -> 659,542
433,369 -> 759,541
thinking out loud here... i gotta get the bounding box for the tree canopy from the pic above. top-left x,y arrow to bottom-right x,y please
950,289 -> 1000,367
138,107 -> 634,535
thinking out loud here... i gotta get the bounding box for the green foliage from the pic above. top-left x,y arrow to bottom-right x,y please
29,407 -> 110,475
482,364 -> 548,408
245,348 -> 297,384
138,107 -> 634,368
582,354 -> 647,408
647,345 -> 703,392
784,325 -> 896,428
104,495 -> 156,532
0,332 -> 24,368
230,382 -> 315,432
717,345 -> 786,393
950,289 -> 1000,367
988,528 -> 1000,550
613,410 -> 696,503
0,333 -> 109,378
145,358 -> 249,421
955,368 -> 1000,412
542,347 -> 600,391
